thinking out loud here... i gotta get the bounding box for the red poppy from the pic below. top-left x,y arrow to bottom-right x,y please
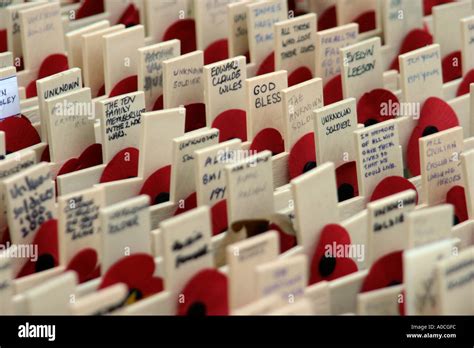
212,109 -> 247,142
323,74 -> 343,106
370,176 -> 419,204
288,133 -> 316,180
257,52 -> 275,76
76,0 -> 104,20
99,253 -> 164,305
336,161 -> 359,202
174,192 -> 197,216
0,227 -> 10,246
352,10 -> 376,34
211,200 -> 228,236
309,224 -> 358,284
0,29 -> 7,53
204,39 -> 229,65
17,220 -> 59,278
184,103 -> 207,133
77,143 -> 103,170
269,222 -> 297,254
163,19 -> 197,55
41,146 -> 50,162
139,165 -> 171,205
109,75 -> 138,98
26,54 -> 69,98
152,95 -> 164,111
407,97 -> 459,176
249,128 -> 284,156
100,147 -> 139,183
442,51 -> 462,83
390,29 -> 433,71
318,6 -> 337,31
0,115 -> 41,154
456,69 -> 474,97
66,248 -> 100,284
423,0 -> 454,16
446,186 -> 468,225
288,67 -> 313,88
361,251 -> 403,292
97,84 -> 106,98
118,3 -> 140,27
57,158 -> 80,176
357,89 -> 399,127
177,269 -> 229,316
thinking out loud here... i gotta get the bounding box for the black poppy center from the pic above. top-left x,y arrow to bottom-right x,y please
319,255 -> 337,277
338,183 -> 355,202
187,301 -> 207,317
422,126 -> 439,137
388,280 -> 402,287
453,214 -> 460,226
35,254 -> 55,273
303,161 -> 317,173
364,119 -> 379,127
154,192 -> 170,205
127,288 -> 143,303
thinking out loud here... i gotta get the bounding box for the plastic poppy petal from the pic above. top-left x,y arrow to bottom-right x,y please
318,5 -> 337,31
211,109 -> 247,142
361,251 -> 403,292
0,29 -> 7,53
76,0 -> 104,19
66,248 -> 99,283
357,89 -> 399,126
109,75 -> 138,98
57,158 -> 80,176
390,29 -> 433,71
99,253 -> 156,290
352,10 -> 376,33
420,97 -> 459,130
38,54 -> 69,79
41,146 -> 51,162
117,4 -> 140,27
256,52 -> 275,76
137,276 -> 164,298
456,69 -> 474,97
139,165 -> 171,206
177,269 -> 229,316
288,133 -> 316,179
100,147 -> 139,183
406,126 -> 424,177
152,95 -> 164,111
336,161 -> 359,202
249,128 -> 284,156
162,19 -> 197,55
184,103 -> 207,133
174,192 -> 197,216
0,115 -> 41,154
288,66 -> 313,87
370,176 -> 419,204
269,223 -> 297,254
442,51 -> 462,83
211,200 -> 228,236
26,80 -> 38,99
323,74 -> 343,106
204,39 -> 229,65
424,0 -> 454,16
77,143 -> 103,170
446,186 -> 468,225
97,84 -> 106,98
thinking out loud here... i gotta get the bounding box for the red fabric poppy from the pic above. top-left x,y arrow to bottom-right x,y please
174,192 -> 197,216
177,269 -> 229,316
17,220 -> 59,278
212,109 -> 247,142
288,133 -> 316,180
361,251 -> 403,292
26,54 -> 69,98
109,75 -> 138,98
269,222 -> 297,254
442,51 -> 462,83
99,253 -> 164,304
456,69 -> 474,97
97,84 -> 106,98
162,19 -> 197,55
323,74 -> 343,106
318,5 -> 337,31
336,161 -> 359,202
41,146 -> 51,163
204,39 -> 229,65
0,29 -> 7,53
118,3 -> 140,27
352,10 -> 376,34
407,97 -> 459,176
288,67 -> 313,87
76,0 -> 104,20
0,227 -> 10,246
57,158 -> 80,177
446,186 -> 468,225
77,143 -> 103,170
66,248 -> 100,284
0,115 -> 41,154
309,224 -> 358,284
390,29 -> 433,71
249,128 -> 284,156
139,165 -> 171,205
100,147 -> 139,183
423,0 -> 454,16
211,200 -> 228,236
257,52 -> 275,76
184,103 -> 207,133
357,89 -> 399,127
370,176 -> 419,204
152,95 -> 164,111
